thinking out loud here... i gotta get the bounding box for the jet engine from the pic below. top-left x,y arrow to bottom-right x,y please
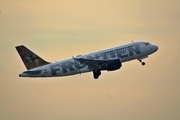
101,59 -> 122,71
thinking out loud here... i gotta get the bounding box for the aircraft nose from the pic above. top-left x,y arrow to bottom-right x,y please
151,45 -> 158,52
154,45 -> 158,52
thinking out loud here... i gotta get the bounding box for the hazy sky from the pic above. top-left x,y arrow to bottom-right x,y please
0,0 -> 180,120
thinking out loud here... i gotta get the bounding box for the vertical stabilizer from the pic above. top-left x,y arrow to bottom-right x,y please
15,45 -> 50,70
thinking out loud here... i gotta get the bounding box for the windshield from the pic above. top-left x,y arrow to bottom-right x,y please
144,43 -> 150,46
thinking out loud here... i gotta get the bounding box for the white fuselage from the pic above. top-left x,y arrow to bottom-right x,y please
19,41 -> 158,77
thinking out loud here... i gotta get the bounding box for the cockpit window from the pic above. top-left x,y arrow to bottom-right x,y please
144,43 -> 150,46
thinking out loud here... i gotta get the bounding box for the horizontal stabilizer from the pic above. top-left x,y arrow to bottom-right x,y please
24,70 -> 42,74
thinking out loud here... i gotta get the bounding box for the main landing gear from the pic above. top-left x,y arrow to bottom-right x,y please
138,59 -> 145,66
93,69 -> 101,79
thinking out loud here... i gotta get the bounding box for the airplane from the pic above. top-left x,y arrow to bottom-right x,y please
16,41 -> 158,79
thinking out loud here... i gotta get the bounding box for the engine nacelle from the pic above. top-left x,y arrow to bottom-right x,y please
101,59 -> 122,71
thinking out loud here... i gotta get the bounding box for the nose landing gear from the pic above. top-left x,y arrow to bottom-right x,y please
138,59 -> 145,66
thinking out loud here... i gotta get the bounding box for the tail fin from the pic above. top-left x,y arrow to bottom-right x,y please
15,45 -> 50,70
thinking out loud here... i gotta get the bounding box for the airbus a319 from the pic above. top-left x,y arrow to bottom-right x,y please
16,41 -> 158,79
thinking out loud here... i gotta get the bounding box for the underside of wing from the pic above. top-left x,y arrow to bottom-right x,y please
74,57 -> 122,71
74,58 -> 105,69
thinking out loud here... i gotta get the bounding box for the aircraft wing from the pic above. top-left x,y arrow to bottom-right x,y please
74,57 -> 119,70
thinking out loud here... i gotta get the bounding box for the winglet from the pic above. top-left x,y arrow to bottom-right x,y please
15,45 -> 50,70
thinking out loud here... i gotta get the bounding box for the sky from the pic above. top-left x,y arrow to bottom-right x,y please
0,0 -> 180,120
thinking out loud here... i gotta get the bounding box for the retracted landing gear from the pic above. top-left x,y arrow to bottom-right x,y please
138,59 -> 145,66
93,69 -> 101,79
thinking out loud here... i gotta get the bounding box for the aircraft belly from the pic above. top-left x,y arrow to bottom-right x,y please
121,53 -> 142,62
54,67 -> 90,76
57,70 -> 78,76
